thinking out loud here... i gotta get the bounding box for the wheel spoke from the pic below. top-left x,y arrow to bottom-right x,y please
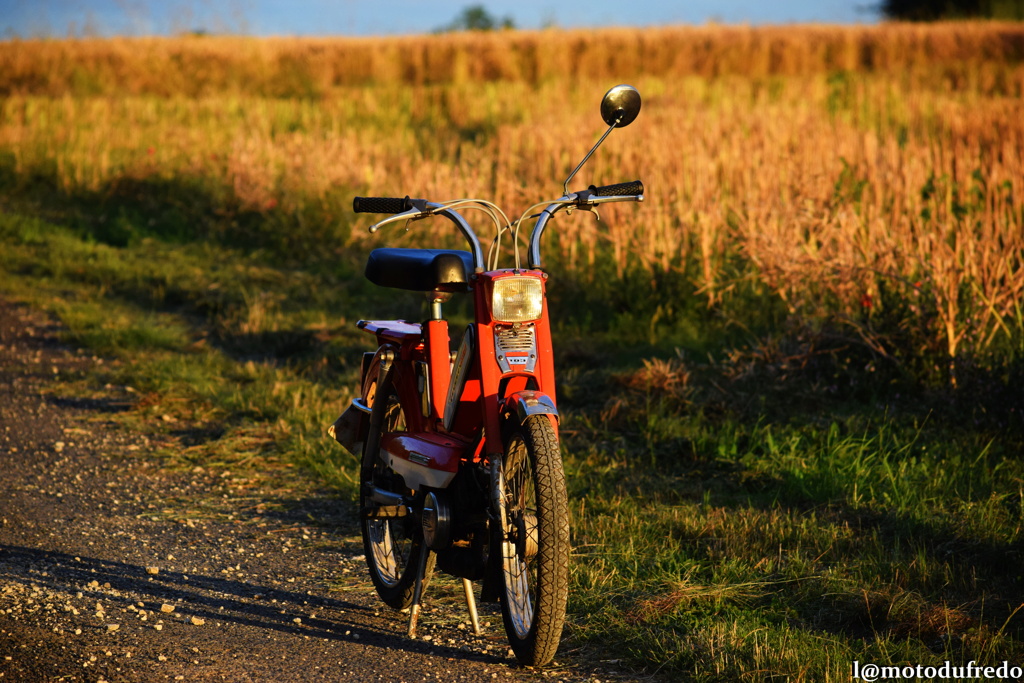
500,431 -> 539,639
502,547 -> 533,636
496,415 -> 569,667
368,519 -> 407,586
358,370 -> 433,609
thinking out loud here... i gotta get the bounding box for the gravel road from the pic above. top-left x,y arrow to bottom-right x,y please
0,300 -> 626,682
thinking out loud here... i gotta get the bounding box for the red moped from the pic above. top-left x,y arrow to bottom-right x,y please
329,84 -> 643,666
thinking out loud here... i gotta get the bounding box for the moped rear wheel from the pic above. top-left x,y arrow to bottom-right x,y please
495,415 -> 570,667
360,371 -> 433,610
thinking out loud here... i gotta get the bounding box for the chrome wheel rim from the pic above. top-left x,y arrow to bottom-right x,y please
365,396 -> 411,588
500,436 -> 537,639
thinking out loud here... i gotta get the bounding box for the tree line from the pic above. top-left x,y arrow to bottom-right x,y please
882,0 -> 1022,20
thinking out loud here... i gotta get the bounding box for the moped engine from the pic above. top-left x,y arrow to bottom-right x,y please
421,490 -> 452,550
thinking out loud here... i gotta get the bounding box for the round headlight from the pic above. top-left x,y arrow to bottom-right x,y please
491,276 -> 543,323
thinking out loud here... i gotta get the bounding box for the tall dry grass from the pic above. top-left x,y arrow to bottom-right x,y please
1,25 -> 1022,379
2,23 -> 1024,96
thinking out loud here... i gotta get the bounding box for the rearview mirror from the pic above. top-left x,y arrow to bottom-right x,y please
563,85 -> 643,195
600,84 -> 642,128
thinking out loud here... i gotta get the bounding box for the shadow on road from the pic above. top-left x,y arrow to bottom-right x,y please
0,544 -> 507,664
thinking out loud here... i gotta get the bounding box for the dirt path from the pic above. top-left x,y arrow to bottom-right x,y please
0,300 -> 615,683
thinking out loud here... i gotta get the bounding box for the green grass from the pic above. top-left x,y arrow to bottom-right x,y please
0,204 -> 366,490
2,83 -> 1023,680
561,406 -> 1023,680
3,192 -> 1022,681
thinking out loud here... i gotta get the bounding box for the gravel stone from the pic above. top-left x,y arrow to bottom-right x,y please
0,298 -> 625,682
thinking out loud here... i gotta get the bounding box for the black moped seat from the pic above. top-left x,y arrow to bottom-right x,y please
365,248 -> 474,293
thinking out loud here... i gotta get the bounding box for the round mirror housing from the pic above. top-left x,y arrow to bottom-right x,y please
600,84 -> 642,128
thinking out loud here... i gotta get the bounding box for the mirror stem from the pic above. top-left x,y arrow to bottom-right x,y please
563,117 -> 620,197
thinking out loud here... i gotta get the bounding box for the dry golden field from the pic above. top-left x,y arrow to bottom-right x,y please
3,23 -> 1024,94
2,23 -> 1023,376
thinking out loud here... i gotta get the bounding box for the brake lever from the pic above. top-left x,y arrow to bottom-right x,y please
562,190 -> 599,219
368,207 -> 432,233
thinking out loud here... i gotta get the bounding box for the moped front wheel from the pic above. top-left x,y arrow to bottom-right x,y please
495,414 -> 570,667
360,370 -> 433,610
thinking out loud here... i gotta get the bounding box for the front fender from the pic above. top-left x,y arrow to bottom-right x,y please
503,390 -> 558,424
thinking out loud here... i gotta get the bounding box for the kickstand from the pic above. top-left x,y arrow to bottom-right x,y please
462,578 -> 482,635
407,545 -> 431,638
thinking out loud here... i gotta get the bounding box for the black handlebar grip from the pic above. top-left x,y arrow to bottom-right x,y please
587,180 -> 645,197
353,196 -> 414,214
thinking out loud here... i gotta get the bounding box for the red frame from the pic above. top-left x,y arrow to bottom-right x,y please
361,269 -> 557,464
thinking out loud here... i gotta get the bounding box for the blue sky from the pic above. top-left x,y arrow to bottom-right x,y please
2,1 -> 879,39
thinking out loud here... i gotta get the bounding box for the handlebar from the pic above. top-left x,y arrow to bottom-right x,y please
356,197 -> 487,273
355,179 -> 644,272
588,180 -> 644,197
353,196 -> 415,214
527,180 -> 644,268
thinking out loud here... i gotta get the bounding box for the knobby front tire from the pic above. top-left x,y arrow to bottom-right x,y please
360,367 -> 434,610
496,414 -> 570,667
